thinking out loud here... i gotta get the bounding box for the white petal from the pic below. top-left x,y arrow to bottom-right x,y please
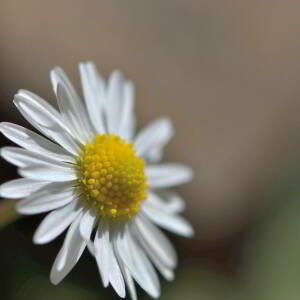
142,204 -> 194,237
127,230 -> 160,298
137,242 -> 174,281
94,219 -> 110,287
14,91 -> 80,155
106,71 -> 123,134
33,200 -> 82,244
0,122 -> 74,163
0,178 -> 48,199
17,182 -> 76,215
79,210 -> 96,255
144,147 -> 163,163
132,222 -> 174,281
1,147 -> 73,168
79,62 -> 106,134
119,261 -> 137,300
51,67 -> 94,142
134,214 -> 177,268
114,227 -> 160,298
17,89 -> 69,130
50,212 -> 86,284
118,81 -> 136,141
147,164 -> 193,188
19,164 -> 76,182
150,258 -> 174,281
109,241 -> 126,298
135,118 -> 173,158
56,83 -> 93,144
147,191 -> 185,214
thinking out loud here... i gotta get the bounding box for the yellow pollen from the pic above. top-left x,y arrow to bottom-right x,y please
77,134 -> 148,219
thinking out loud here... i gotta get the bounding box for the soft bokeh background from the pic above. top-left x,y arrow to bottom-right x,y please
1,1 -> 300,299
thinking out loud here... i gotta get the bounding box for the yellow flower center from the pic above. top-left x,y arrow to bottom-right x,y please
77,134 -> 148,219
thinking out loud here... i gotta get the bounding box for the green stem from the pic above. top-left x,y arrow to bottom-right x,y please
0,200 -> 20,229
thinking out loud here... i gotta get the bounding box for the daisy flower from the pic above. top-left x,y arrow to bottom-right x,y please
0,62 -> 194,299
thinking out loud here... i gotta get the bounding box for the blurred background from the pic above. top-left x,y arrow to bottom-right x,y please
1,0 -> 300,299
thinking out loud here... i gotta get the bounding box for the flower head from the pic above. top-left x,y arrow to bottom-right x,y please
0,62 -> 194,299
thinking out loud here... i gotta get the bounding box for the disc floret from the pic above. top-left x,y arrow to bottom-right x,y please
78,134 -> 148,219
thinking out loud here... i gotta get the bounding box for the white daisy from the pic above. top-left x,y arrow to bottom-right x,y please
0,62 -> 194,299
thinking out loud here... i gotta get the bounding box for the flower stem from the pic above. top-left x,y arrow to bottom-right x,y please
0,200 -> 19,229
